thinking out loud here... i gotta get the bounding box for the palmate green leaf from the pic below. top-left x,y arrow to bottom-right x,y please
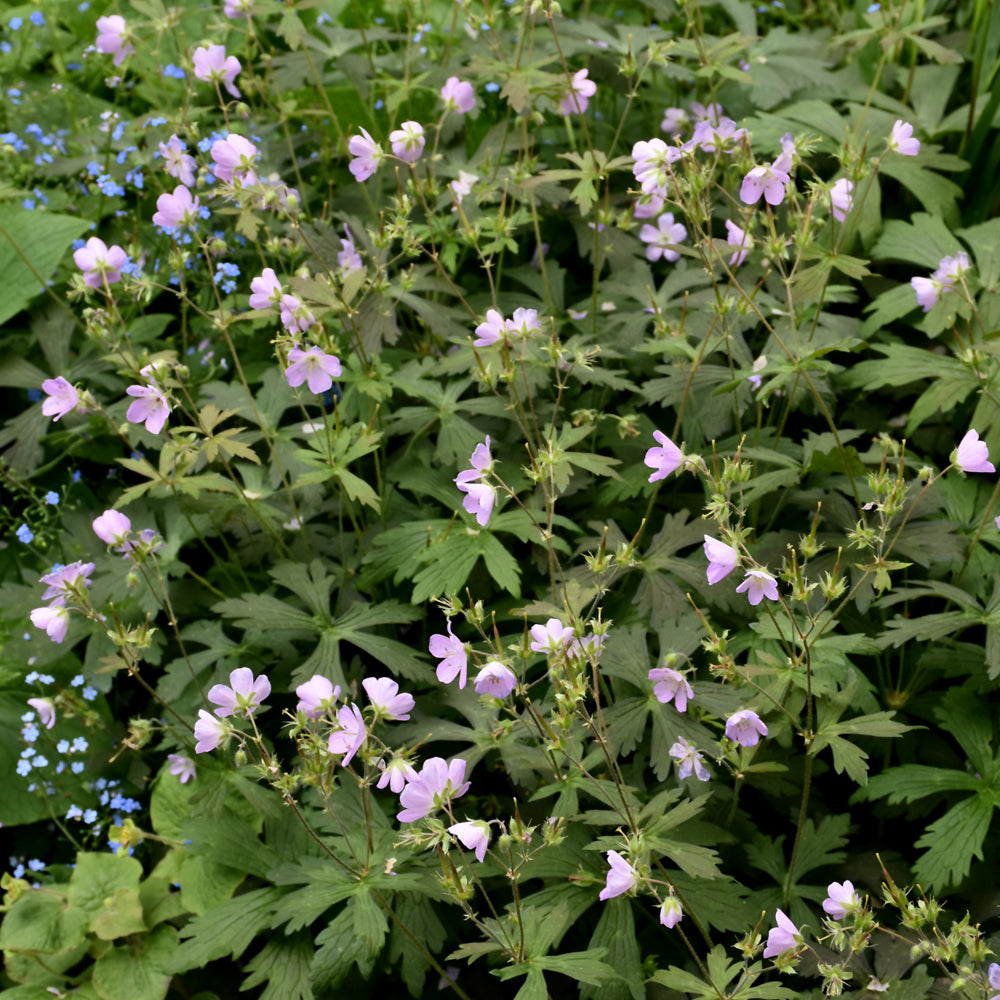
913,793 -> 996,890
240,932 -> 315,1000
811,711 -> 910,784
580,899 -> 643,1000
410,527 -> 522,602
311,909 -> 364,991
863,764 -> 981,804
870,213 -> 964,268
213,593 -> 317,632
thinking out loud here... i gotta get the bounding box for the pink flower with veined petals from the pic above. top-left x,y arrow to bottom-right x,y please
740,158 -> 791,206
888,120 -> 920,156
152,185 -> 200,230
529,618 -> 574,655
39,561 -> 94,602
441,76 -> 475,114
390,121 -> 426,163
207,667 -> 271,718
192,44 -> 242,99
735,569 -> 779,606
474,309 -> 507,347
559,68 -> 597,114
92,509 -> 131,547
74,237 -> 128,289
284,346 -> 342,395
249,268 -> 284,310
348,128 -> 383,182
823,880 -> 860,920
194,709 -> 228,753
632,138 -> 681,196
328,702 -> 366,767
168,754 -> 196,783
397,756 -> 470,823
211,134 -> 259,183
473,662 -> 517,698
639,212 -> 687,263
362,676 -> 414,721
27,697 -> 57,729
725,219 -> 752,266
703,535 -> 738,585
295,675 -> 340,719
430,622 -> 467,688
644,430 -> 682,481
726,709 -> 768,747
669,737 -> 709,781
830,178 -> 854,223
30,604 -> 70,644
448,820 -> 491,862
763,909 -> 800,958
911,275 -> 944,312
95,15 -> 133,67
278,294 -> 315,333
41,377 -> 79,421
126,384 -> 170,435
599,850 -> 639,900
159,135 -> 196,187
377,755 -> 418,793
224,0 -> 255,17
648,667 -> 693,712
954,429 -> 995,474
455,436 -> 496,526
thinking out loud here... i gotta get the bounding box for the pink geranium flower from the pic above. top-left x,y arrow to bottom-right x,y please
211,134 -> 259,183
473,662 -> 517,698
559,68 -> 596,114
152,185 -> 200,230
390,121 -> 425,163
192,44 -> 242,98
194,709 -> 228,753
362,676 -> 414,721
92,509 -> 132,547
74,237 -> 127,289
295,675 -> 340,719
40,560 -> 94,602
279,294 -> 316,333
328,703 -> 366,767
348,128 -> 383,182
725,709 -> 768,747
397,756 -> 470,823
27,697 -> 57,729
455,437 -> 496,527
448,820 -> 491,862
95,15 -> 133,66
284,346 -> 342,395
659,896 -> 683,928
740,155 -> 791,206
474,309 -> 507,347
648,667 -> 693,712
632,138 -> 681,196
823,880 -> 860,920
159,135 -> 196,187
599,850 -> 639,900
430,621 -> 467,688
669,737 -> 709,781
168,754 -> 196,784
762,909 -> 800,959
954,429 -> 995,473
30,604 -> 70,644
441,76 -> 475,114
377,755 -> 418,793
126,384 -> 170,435
249,268 -> 284,310
639,213 -> 687,263
725,219 -> 752,266
41,377 -> 79,421
207,667 -> 271,718
735,569 -> 779,606
830,178 -> 854,222
644,430 -> 682,481
703,535 -> 738,585
529,618 -> 574,655
888,120 -> 920,156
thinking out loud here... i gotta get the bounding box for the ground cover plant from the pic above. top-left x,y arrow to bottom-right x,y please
2,0 -> 1000,997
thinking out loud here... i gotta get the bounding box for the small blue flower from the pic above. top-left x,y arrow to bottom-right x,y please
30,11 -> 44,25
83,808 -> 97,823
71,761 -> 85,774
0,42 -> 11,54
163,63 -> 185,79
66,805 -> 83,820
72,470 -> 82,483
44,491 -> 58,504
16,524 -> 33,543
72,736 -> 88,752
485,82 -> 500,92
32,755 -> 48,768
57,740 -> 70,754
16,759 -> 32,776
9,17 -> 22,30
82,685 -> 97,701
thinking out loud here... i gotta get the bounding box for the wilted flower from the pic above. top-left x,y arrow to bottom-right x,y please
644,430 -> 682,481
703,535 -> 738,585
649,667 -> 693,711
762,909 -> 800,958
888,119 -> 920,156
726,709 -> 768,747
735,569 -> 779,606
954,429 -> 995,474
450,170 -> 477,205
599,850 -> 639,900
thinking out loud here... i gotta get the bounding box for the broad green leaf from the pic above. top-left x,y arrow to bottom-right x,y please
864,764 -> 981,804
91,888 -> 146,941
580,899 -> 643,1000
68,853 -> 143,922
0,891 -> 89,955
92,924 -> 178,1000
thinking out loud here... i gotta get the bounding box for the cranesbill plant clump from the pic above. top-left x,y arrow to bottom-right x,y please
2,1 -> 1000,999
